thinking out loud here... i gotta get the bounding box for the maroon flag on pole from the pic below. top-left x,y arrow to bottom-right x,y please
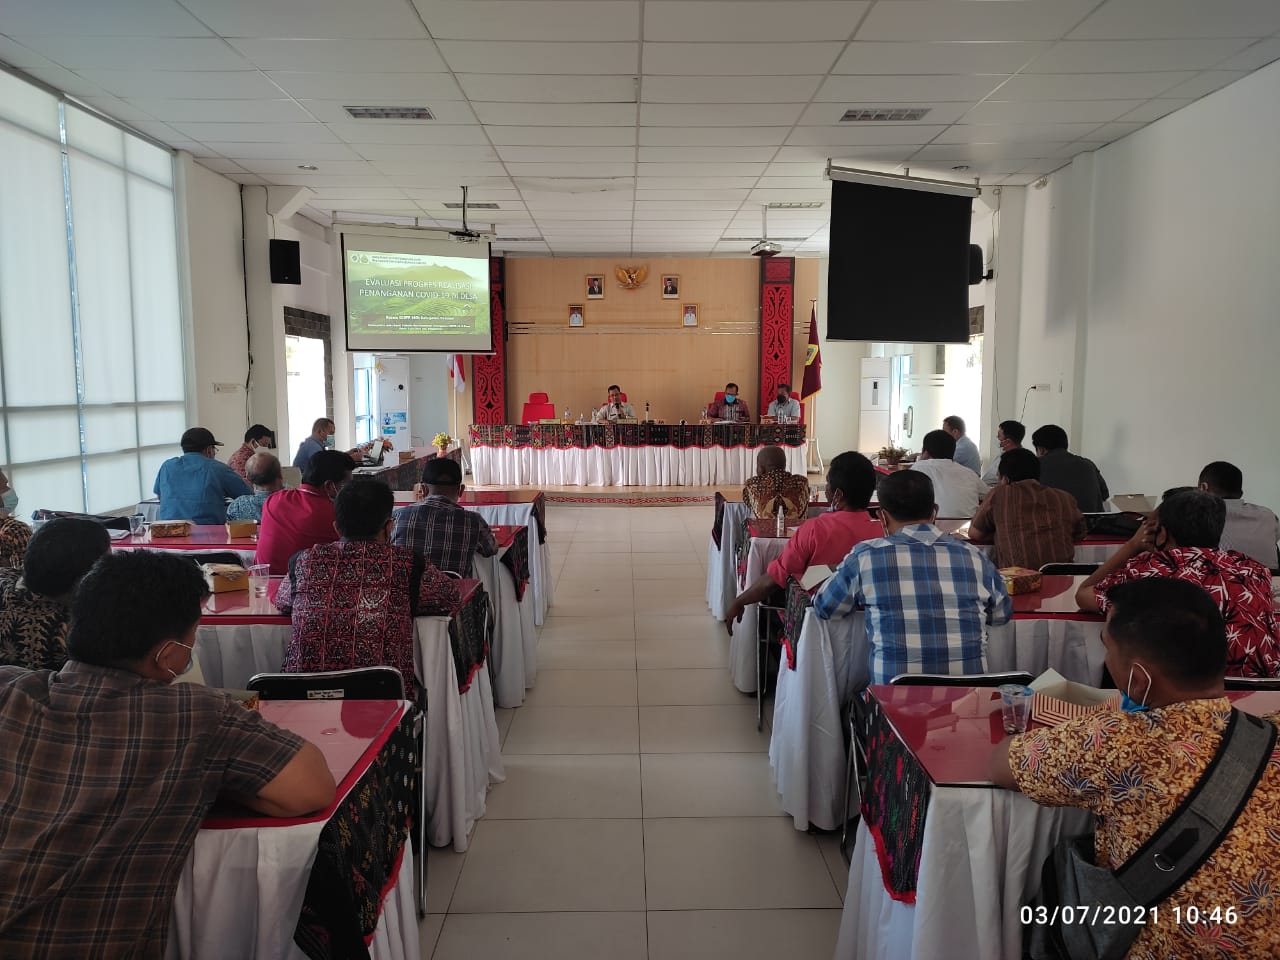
800,303 -> 822,399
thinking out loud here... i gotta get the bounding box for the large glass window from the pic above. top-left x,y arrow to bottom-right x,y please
0,68 -> 186,516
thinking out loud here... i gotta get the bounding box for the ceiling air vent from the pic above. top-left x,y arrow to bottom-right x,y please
344,105 -> 434,120
443,201 -> 499,210
766,201 -> 824,209
841,107 -> 930,122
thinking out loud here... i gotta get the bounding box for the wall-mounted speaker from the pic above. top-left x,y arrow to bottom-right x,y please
270,238 -> 302,285
968,244 -> 984,285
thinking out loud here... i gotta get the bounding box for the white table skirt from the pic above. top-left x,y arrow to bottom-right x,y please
413,616 -> 505,852
837,793 -> 1091,960
464,502 -> 554,626
169,827 -> 419,960
471,443 -> 806,488
195,617 -> 505,853
729,536 -> 790,692
769,613 -> 1104,833
705,502 -> 750,622
474,551 -> 538,708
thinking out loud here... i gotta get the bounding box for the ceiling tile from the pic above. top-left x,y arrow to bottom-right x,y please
436,41 -> 639,75
634,185 -> 754,197
636,162 -> 767,178
644,2 -> 869,42
834,41 -> 1048,75
266,72 -> 464,101
638,146 -> 777,163
350,143 -> 499,162
519,191 -> 634,209
934,122 -> 1106,143
170,121 -> 341,143
403,184 -> 518,199
1216,38 -> 1280,71
128,120 -> 202,143
203,141 -> 367,160
495,146 -> 636,162
643,42 -> 843,76
641,76 -> 824,104
991,72 -> 1198,100
259,173 -> 391,187
632,210 -> 733,221
786,124 -> 948,145
124,98 -> 313,122
1159,71 -> 1249,99
1068,0 -> 1280,40
1025,39 -> 1253,73
10,36 -> 252,70
815,74 -> 1008,103
77,70 -> 282,99
633,200 -> 743,211
242,159 -> 384,175
224,172 -> 267,185
762,162 -> 834,178
1118,98 -> 1194,122
300,100 -> 477,123
1084,121 -> 1147,142
963,99 -> 1145,124
330,123 -> 490,145
1016,159 -> 1073,175
17,65 -> 109,97
414,1 -> 640,41
372,159 -> 510,176
74,96 -> 162,124
194,158 -> 248,175
1,0 -> 213,36
0,36 -> 61,69
799,102 -> 971,125
746,187 -> 832,203
857,1 -> 1095,42
305,187 -> 410,199
474,102 -> 632,126
640,103 -> 805,126
912,141 -> 1079,162
457,74 -> 636,103
504,162 -> 636,177
227,39 -> 447,73
753,177 -> 829,189
1000,173 -> 1048,186
772,144 -> 915,163
639,127 -> 790,147
488,126 -> 635,146
179,0 -> 430,39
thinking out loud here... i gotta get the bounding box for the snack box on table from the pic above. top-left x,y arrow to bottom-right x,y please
1029,669 -> 1122,726
201,563 -> 249,594
225,519 -> 257,538
149,520 -> 192,538
1000,566 -> 1042,595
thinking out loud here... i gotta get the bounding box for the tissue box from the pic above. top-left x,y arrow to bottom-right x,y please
1031,670 -> 1122,726
149,520 -> 191,538
1000,566 -> 1042,595
201,563 -> 249,594
225,519 -> 257,539
398,451 -> 415,464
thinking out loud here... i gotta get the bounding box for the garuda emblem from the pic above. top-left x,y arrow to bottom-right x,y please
614,265 -> 648,290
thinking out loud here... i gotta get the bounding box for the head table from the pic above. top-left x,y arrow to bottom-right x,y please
469,421 -> 806,487
836,684 -> 1280,960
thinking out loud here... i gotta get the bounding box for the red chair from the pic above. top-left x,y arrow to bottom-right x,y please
521,391 -> 555,424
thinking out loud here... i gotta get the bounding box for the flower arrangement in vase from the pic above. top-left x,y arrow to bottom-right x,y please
877,445 -> 908,467
431,432 -> 453,456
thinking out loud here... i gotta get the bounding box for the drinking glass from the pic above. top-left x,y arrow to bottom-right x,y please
999,684 -> 1033,734
247,564 -> 271,602
128,514 -> 146,536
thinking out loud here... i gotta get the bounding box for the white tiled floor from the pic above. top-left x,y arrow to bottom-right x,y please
421,505 -> 845,959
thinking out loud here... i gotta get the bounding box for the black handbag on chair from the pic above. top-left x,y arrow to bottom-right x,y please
1023,709 -> 1275,960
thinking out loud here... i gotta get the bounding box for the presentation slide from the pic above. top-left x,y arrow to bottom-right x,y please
341,232 -> 492,352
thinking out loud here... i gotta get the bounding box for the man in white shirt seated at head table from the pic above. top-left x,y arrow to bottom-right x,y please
595,384 -> 635,422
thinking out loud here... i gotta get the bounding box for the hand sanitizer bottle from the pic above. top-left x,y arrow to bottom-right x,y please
776,504 -> 785,537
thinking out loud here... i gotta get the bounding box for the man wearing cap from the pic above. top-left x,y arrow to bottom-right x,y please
392,458 -> 496,577
152,428 -> 251,525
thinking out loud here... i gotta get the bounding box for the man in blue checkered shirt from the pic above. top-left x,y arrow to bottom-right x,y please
391,457 -> 496,577
813,470 -> 1012,684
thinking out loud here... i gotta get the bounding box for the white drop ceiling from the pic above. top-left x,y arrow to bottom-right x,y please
2,0 -> 1278,257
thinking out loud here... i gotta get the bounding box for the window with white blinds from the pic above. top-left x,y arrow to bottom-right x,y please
0,68 -> 187,516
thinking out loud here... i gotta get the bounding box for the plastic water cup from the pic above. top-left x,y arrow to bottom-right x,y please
128,514 -> 146,536
999,684 -> 1033,734
248,564 -> 271,601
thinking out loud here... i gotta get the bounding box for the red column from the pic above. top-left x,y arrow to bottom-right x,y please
758,256 -> 795,418
472,257 -> 507,425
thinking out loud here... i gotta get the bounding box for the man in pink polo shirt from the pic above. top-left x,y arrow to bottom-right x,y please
255,450 -> 354,574
725,451 -> 878,635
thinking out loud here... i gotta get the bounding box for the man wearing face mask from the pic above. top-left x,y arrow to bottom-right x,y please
725,452 -> 876,634
991,578 -> 1280,959
255,450 -> 354,575
227,424 -> 275,482
767,384 -> 802,422
707,382 -> 751,423
0,551 -> 335,956
0,469 -> 19,518
1075,490 -> 1279,677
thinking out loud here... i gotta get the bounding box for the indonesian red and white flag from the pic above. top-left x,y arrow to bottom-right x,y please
447,354 -> 466,393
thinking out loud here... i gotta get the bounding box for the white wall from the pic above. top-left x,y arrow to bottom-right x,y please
409,353 -> 454,446
178,155 -> 249,452
813,257 -> 867,459
1015,61 -> 1280,508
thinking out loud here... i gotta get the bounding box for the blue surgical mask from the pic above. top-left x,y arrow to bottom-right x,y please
1,489 -> 17,514
1121,662 -> 1151,712
323,435 -> 335,449
724,394 -> 736,403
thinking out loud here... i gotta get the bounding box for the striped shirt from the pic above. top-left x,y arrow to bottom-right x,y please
968,479 -> 1085,570
813,523 -> 1013,684
391,495 -> 497,578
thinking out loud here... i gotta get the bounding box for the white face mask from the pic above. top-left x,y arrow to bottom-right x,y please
156,639 -> 195,682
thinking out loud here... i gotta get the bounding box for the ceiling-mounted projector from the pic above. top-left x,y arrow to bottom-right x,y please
750,239 -> 782,257
448,184 -> 485,242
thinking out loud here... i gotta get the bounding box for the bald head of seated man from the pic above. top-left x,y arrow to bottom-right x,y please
743,445 -> 810,521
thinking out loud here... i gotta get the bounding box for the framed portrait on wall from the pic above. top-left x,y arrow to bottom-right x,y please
681,303 -> 698,327
586,275 -> 604,299
568,303 -> 585,327
661,274 -> 679,299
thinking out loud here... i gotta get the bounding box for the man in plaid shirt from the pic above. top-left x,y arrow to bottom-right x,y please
814,470 -> 1012,684
391,457 -> 496,577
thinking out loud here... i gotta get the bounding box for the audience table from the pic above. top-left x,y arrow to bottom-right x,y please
769,576 -> 1107,832
168,698 -> 419,960
112,524 -> 258,565
353,444 -> 461,490
469,422 -> 806,487
835,685 -> 1280,960
473,524 -> 537,708
195,578 -> 504,852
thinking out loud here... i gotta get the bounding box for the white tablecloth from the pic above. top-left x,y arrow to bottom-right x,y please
837,793 -> 1091,960
473,549 -> 538,708
471,443 -> 806,488
769,611 -> 1104,833
168,725 -> 420,960
705,501 -> 750,622
728,536 -> 790,693
464,501 -> 554,626
194,616 -> 504,853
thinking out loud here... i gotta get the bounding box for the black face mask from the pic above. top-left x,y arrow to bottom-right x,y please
776,394 -> 788,403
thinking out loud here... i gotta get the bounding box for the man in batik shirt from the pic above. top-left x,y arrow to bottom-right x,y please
743,445 -> 810,522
